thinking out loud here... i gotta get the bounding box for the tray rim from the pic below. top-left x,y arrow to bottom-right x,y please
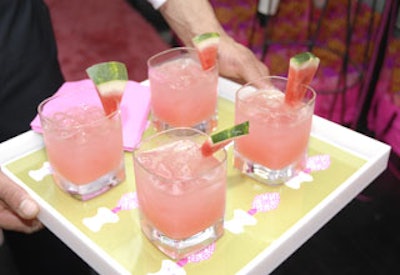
0,77 -> 391,275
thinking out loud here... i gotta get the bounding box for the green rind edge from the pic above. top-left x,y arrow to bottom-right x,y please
290,52 -> 320,69
96,80 -> 127,95
211,121 -> 249,144
86,61 -> 128,85
192,32 -> 220,48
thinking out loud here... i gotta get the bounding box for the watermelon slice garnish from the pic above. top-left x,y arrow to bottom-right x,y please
285,52 -> 320,106
192,32 -> 220,70
201,121 -> 249,157
86,61 -> 128,115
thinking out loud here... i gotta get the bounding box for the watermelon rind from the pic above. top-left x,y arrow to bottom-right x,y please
95,80 -> 127,97
210,121 -> 249,144
201,120 -> 249,156
86,61 -> 128,86
289,52 -> 320,70
192,32 -> 220,50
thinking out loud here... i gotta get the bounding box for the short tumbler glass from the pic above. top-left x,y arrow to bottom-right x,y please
133,127 -> 227,259
234,76 -> 316,185
38,92 -> 125,200
147,47 -> 219,133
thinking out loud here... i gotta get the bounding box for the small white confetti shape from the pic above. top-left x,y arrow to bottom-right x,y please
224,209 -> 257,234
82,207 -> 119,232
285,171 -> 313,189
28,161 -> 53,181
148,260 -> 185,275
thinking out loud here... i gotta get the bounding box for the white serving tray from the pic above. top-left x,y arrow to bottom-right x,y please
0,78 -> 391,275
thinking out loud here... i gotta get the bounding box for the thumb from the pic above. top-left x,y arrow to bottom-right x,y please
0,171 -> 40,219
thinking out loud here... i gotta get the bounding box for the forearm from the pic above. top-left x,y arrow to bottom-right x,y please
155,0 -> 269,83
159,0 -> 229,46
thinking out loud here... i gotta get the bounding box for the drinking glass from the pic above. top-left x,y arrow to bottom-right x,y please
133,127 -> 227,259
147,47 -> 219,133
234,76 -> 316,185
38,92 -> 125,200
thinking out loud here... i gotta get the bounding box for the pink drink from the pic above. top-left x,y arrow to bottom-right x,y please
133,128 -> 226,259
234,76 -> 316,184
236,90 -> 312,168
44,107 -> 123,183
148,47 -> 218,133
39,93 -> 125,200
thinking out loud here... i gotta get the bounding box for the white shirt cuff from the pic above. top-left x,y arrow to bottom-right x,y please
147,0 -> 167,9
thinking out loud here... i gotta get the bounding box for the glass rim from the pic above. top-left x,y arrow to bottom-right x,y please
147,46 -> 217,72
236,75 -> 317,107
133,127 -> 227,181
38,93 -> 120,130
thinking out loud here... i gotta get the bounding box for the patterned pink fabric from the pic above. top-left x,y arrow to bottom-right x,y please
368,38 -> 400,157
211,0 -> 383,126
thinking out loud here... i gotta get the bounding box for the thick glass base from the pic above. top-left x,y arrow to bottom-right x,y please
151,113 -> 218,134
234,151 -> 304,185
53,160 -> 125,201
141,217 -> 224,260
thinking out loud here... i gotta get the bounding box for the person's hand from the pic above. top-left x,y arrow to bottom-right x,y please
0,171 -> 43,233
159,0 -> 269,85
217,35 -> 270,84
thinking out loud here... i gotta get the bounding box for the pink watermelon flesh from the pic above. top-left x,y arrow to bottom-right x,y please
285,53 -> 319,106
201,139 -> 230,157
99,92 -> 122,115
198,45 -> 218,70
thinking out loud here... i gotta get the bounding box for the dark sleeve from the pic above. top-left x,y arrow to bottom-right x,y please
0,0 -> 64,142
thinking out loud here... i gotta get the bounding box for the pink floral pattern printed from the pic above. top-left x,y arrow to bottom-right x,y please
305,154 -> 331,173
112,192 -> 138,213
177,243 -> 216,267
249,192 -> 281,215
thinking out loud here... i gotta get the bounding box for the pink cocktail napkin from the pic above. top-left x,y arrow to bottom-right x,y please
30,79 -> 151,151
